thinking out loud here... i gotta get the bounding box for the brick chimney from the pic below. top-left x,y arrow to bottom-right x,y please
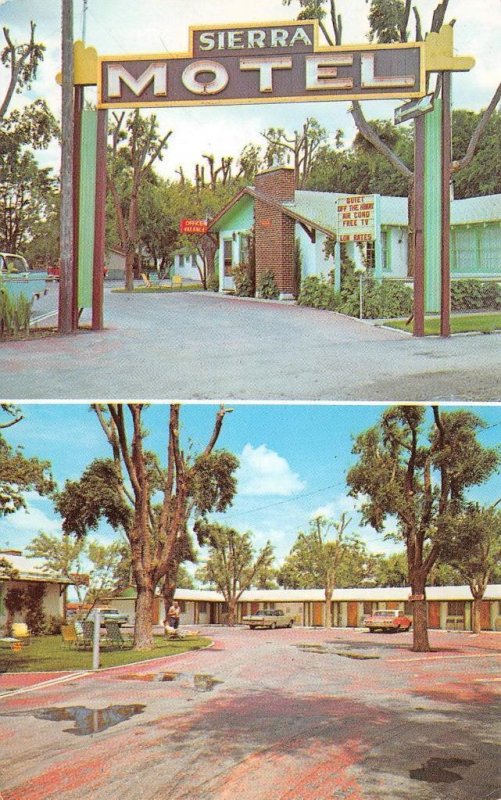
254,166 -> 296,202
253,167 -> 296,299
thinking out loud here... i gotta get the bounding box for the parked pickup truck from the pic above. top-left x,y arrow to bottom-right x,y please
0,253 -> 48,302
242,609 -> 294,630
364,609 -> 412,632
86,609 -> 129,626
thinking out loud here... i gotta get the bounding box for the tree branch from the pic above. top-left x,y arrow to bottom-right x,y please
452,83 -> 501,173
350,101 -> 413,179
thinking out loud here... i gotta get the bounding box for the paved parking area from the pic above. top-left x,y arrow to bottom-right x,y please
1,290 -> 500,400
0,627 -> 499,800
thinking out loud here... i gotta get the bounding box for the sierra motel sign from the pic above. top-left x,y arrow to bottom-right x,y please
97,21 -> 425,109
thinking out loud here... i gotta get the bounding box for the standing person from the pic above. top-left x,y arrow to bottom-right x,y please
164,600 -> 181,635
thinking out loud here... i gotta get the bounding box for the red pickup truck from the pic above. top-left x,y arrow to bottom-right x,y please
364,609 -> 412,632
48,264 -> 108,280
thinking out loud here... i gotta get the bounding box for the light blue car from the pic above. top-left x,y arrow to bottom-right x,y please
0,253 -> 49,302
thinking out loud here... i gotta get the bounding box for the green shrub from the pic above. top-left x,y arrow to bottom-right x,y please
451,280 -> 501,311
45,615 -> 65,635
298,275 -> 338,310
206,273 -> 219,292
232,263 -> 255,297
23,583 -> 46,635
257,269 -> 279,299
0,285 -> 31,337
364,280 -> 413,319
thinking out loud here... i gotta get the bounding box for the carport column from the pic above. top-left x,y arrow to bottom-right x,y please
334,242 -> 341,293
464,601 -> 472,631
92,609 -> 100,670
439,601 -> 448,630
373,195 -> 383,280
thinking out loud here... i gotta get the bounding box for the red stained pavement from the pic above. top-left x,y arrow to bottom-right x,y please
0,626 -> 499,800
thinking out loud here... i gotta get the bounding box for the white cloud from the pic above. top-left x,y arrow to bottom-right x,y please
237,443 -> 305,496
2,506 -> 62,536
311,495 -> 358,521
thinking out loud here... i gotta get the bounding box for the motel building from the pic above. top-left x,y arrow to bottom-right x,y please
203,166 -> 501,298
113,584 -> 501,633
0,550 -> 71,630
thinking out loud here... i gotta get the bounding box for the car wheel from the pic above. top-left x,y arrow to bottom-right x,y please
270,623 -> 276,629
288,620 -> 293,628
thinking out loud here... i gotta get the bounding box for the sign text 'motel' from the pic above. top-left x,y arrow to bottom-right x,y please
98,21 -> 425,108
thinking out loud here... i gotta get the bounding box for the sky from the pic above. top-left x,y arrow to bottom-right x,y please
1,402 -> 500,581
0,0 -> 500,179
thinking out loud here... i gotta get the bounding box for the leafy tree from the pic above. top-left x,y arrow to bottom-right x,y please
436,503 -> 501,633
26,531 -> 87,603
107,111 -> 171,291
195,521 -> 274,626
86,539 -> 131,601
56,404 -> 238,650
277,514 -> 365,626
0,404 -> 22,429
0,427 -> 55,517
346,406 -> 499,651
284,0 -> 501,273
0,21 -> 59,261
372,551 -> 409,587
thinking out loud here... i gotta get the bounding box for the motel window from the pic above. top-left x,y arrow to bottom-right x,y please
448,601 -> 465,617
199,602 -> 207,614
240,234 -> 251,265
263,602 -> 275,610
178,601 -> 186,613
381,231 -> 390,271
363,602 -> 373,615
223,239 -> 233,275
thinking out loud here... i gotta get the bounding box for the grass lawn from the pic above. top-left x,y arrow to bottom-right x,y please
111,284 -> 203,294
384,312 -> 501,335
0,634 -> 211,673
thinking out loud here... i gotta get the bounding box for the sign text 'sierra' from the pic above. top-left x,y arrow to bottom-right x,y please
98,21 -> 424,108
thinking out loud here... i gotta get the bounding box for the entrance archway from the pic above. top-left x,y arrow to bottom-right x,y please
63,19 -> 474,336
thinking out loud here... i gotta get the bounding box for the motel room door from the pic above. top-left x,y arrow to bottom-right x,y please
222,239 -> 234,291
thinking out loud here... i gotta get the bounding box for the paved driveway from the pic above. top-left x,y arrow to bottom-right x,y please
1,290 -> 500,400
0,627 -> 499,800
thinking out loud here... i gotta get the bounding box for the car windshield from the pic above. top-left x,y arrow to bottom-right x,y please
2,255 -> 28,273
373,610 -> 396,617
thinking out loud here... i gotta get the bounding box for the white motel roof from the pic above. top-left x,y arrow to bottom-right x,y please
0,552 -> 71,584
287,191 -> 501,233
174,585 -> 501,603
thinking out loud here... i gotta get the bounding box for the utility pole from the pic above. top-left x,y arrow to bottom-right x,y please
59,0 -> 74,334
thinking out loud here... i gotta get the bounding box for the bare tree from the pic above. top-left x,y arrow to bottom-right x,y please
107,111 -> 171,291
0,22 -> 45,122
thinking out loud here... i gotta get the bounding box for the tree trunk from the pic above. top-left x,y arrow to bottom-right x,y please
125,249 -> 135,292
411,578 -> 430,651
134,584 -> 155,649
324,585 -> 333,628
227,599 -> 237,627
471,596 -> 482,634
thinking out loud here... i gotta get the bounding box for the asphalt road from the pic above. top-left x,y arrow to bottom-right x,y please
1,288 -> 500,401
0,627 -> 499,800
